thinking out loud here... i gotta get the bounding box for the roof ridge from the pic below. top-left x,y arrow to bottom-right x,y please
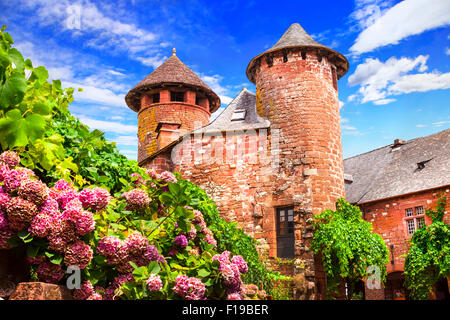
344,128 -> 450,161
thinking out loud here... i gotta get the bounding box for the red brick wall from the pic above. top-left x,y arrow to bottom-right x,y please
137,94 -> 210,163
361,187 -> 450,275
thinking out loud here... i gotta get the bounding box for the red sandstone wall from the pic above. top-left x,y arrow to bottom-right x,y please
137,101 -> 210,163
362,187 -> 450,274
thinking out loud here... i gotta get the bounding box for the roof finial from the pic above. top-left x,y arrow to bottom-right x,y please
172,48 -> 176,56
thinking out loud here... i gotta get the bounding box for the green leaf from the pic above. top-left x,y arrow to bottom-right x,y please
148,261 -> 161,275
0,70 -> 27,108
197,269 -> 210,277
8,48 -> 24,71
26,245 -> 39,258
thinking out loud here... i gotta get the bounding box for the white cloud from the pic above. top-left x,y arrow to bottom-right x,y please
119,149 -> 138,160
136,55 -> 168,68
199,73 -> 233,105
64,81 -> 126,108
108,70 -> 126,77
17,0 -> 163,68
373,98 -> 396,105
348,55 -> 450,104
416,124 -> 427,127
75,115 -> 137,134
432,120 -> 450,127
350,0 -> 450,54
112,135 -> 138,146
339,100 -> 345,109
446,48 -> 450,55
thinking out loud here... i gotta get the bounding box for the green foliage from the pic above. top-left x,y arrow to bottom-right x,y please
404,195 -> 449,300
180,179 -> 275,293
0,27 -> 275,299
311,198 -> 389,299
0,25 -> 80,177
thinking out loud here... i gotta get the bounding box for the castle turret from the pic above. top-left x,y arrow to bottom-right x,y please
247,23 -> 349,298
247,23 -> 348,215
125,49 -> 220,163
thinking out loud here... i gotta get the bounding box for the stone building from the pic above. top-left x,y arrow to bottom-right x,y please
344,129 -> 450,300
125,23 -> 449,300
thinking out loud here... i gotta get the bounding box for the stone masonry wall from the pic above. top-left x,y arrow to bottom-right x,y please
137,99 -> 210,163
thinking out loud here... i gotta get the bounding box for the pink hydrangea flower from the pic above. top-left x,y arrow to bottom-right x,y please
125,231 -> 149,256
39,197 -> 59,216
173,275 -> 190,296
74,210 -> 95,236
0,212 -> 8,230
159,171 -> 177,183
145,168 -> 159,180
87,292 -> 103,300
0,164 -> 9,182
0,192 -> 10,212
143,245 -> 161,262
186,224 -> 197,240
56,190 -> 79,210
29,212 -> 53,238
130,173 -> 143,186
3,169 -> 30,192
18,179 -> 49,205
0,228 -> 14,249
36,260 -> 64,284
73,281 -> 94,300
97,236 -> 128,265
191,210 -> 205,225
79,187 -> 111,211
173,275 -> 206,300
174,234 -> 188,248
212,251 -> 231,265
146,274 -> 163,291
227,292 -> 243,300
64,240 -> 93,269
231,255 -> 248,274
0,151 -> 20,169
6,197 -> 38,231
122,189 -> 150,212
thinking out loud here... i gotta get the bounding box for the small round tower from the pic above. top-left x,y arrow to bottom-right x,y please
126,49 -> 220,163
247,23 -> 349,215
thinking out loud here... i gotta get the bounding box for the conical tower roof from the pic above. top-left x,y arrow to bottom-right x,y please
246,23 -> 349,83
126,50 -> 221,112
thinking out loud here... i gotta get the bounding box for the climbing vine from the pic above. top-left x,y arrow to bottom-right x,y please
404,195 -> 449,300
311,199 -> 389,299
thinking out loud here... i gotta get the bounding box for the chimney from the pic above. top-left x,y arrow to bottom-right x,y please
155,122 -> 181,150
392,139 -> 405,149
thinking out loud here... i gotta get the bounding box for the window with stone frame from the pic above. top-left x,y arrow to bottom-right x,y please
276,207 -> 295,259
405,206 -> 426,235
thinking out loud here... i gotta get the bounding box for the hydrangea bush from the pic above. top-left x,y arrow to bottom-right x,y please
0,150 -> 258,300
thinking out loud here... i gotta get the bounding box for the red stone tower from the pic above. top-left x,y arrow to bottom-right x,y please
125,49 -> 220,163
246,23 -> 349,298
247,23 -> 349,215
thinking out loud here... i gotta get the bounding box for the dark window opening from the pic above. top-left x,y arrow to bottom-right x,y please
170,91 -> 184,102
152,93 -> 160,103
282,49 -> 288,63
318,55 -> 322,63
331,67 -> 338,91
301,51 -> 307,60
276,207 -> 295,259
265,54 -> 273,67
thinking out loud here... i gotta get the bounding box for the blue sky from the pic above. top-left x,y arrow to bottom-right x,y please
1,0 -> 449,160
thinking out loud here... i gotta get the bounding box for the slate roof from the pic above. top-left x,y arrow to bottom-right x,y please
192,88 -> 270,134
247,23 -> 349,83
344,128 -> 450,204
125,52 -> 220,113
